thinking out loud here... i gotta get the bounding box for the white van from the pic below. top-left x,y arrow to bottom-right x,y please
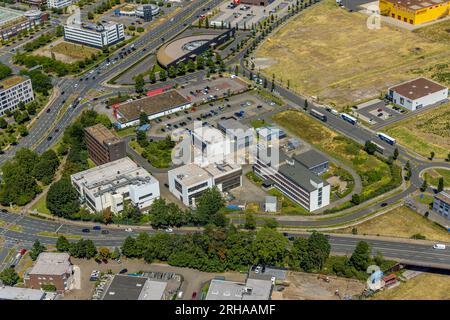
433,244 -> 446,250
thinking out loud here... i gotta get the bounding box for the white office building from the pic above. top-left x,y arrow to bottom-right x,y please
64,21 -> 125,48
168,161 -> 242,207
71,157 -> 160,213
47,0 -> 72,9
0,75 -> 34,116
388,77 -> 448,111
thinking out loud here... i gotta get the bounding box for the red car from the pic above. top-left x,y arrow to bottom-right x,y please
192,292 -> 197,300
19,249 -> 27,255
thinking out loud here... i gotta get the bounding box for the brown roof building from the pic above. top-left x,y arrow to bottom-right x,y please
24,253 -> 74,293
388,77 -> 448,111
84,123 -> 126,166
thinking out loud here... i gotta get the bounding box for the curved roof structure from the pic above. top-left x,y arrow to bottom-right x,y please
156,34 -> 217,68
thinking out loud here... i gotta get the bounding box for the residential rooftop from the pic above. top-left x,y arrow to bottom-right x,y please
103,275 -> 167,300
0,75 -> 29,91
28,253 -> 72,276
85,123 -> 122,146
389,77 -> 447,101
293,149 -> 329,169
116,90 -> 190,123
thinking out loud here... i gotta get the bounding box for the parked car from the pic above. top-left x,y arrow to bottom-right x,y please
93,225 -> 101,230
380,202 -> 388,207
82,228 -> 90,233
125,228 -> 133,232
119,268 -> 128,274
101,230 -> 109,234
165,228 -> 173,233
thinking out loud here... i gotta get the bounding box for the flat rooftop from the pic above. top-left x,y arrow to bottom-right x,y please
0,286 -> 45,300
293,149 -> 329,169
435,191 -> 450,204
0,75 -> 28,91
382,0 -> 445,10
117,90 -> 189,123
206,279 -> 272,300
390,77 -> 447,101
103,275 -> 167,300
218,118 -> 252,136
0,7 -> 24,27
170,161 -> 241,187
29,252 -> 71,276
71,157 -> 158,197
278,159 -> 326,192
85,123 -> 122,146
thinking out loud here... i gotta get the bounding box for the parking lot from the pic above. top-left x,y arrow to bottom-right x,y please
353,98 -> 407,126
210,0 -> 292,29
150,90 -> 277,138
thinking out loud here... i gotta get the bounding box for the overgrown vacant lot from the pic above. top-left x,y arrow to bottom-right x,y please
372,272 -> 450,300
423,168 -> 450,188
34,40 -> 100,63
272,110 -> 399,200
336,206 -> 450,242
255,0 -> 450,107
384,103 -> 450,159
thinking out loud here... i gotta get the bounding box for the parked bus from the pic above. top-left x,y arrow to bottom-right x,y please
370,140 -> 385,154
377,132 -> 396,145
340,113 -> 357,125
310,109 -> 327,122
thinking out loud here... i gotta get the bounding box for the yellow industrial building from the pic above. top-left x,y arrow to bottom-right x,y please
379,0 -> 450,25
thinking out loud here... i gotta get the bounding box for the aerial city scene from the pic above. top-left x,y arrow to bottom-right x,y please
0,0 -> 449,306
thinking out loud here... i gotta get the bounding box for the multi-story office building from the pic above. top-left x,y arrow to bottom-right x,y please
168,161 -> 242,207
47,0 -> 72,8
24,253 -> 73,293
64,21 -> 125,48
433,191 -> 450,220
293,150 -> 329,175
0,75 -> 34,116
253,147 -> 330,212
84,124 -> 126,166
217,118 -> 254,150
71,157 -> 160,213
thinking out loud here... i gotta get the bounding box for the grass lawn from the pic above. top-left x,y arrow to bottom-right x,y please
250,119 -> 268,128
267,188 -> 310,215
272,110 -> 399,201
414,193 -> 434,205
255,0 -> 450,107
31,194 -> 50,215
48,41 -> 100,62
87,158 -> 97,169
423,168 -> 450,188
36,231 -> 81,239
116,127 -> 136,137
383,102 -> 450,159
130,138 -> 175,168
372,272 -> 450,300
336,206 -> 450,242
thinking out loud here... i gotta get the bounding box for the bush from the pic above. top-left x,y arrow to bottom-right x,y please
411,233 -> 426,240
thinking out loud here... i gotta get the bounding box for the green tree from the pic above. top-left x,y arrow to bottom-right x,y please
244,213 -> 256,230
88,11 -> 94,19
149,70 -> 156,83
0,117 -> 7,129
303,232 -> 330,271
139,112 -> 149,125
136,130 -> 148,147
195,187 -> 225,225
289,237 -> 308,270
56,235 -> 71,252
393,148 -> 399,160
430,151 -> 435,160
0,62 -> 12,80
264,218 -> 279,229
159,69 -> 167,81
168,65 -> 176,78
349,241 -> 371,271
46,178 -> 80,218
303,99 -> 308,111
420,179 -> 428,192
351,193 -> 361,205
437,177 -> 444,193
0,267 -> 19,286
121,236 -> 139,257
364,140 -> 377,155
252,227 -> 288,265
33,150 -> 60,185
30,240 -> 46,261
404,161 -> 412,181
134,74 -> 145,93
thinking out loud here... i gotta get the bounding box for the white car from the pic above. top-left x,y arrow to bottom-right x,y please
165,228 -> 173,233
125,228 -> 133,232
433,243 -> 446,250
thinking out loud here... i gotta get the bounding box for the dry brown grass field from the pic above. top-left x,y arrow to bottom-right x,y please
255,0 -> 450,108
384,102 -> 450,158
336,206 -> 450,242
34,39 -> 100,63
